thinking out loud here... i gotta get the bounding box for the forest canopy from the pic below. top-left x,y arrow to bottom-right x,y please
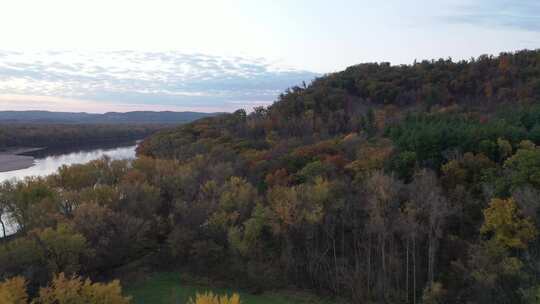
3,50 -> 540,303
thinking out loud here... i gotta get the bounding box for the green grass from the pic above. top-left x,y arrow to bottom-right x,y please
124,272 -> 337,304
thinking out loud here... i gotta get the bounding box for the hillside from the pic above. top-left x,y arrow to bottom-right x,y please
139,49 -> 540,159
0,110 -> 219,124
135,50 -> 540,303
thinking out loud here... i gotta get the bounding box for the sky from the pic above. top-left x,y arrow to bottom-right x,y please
0,0 -> 538,113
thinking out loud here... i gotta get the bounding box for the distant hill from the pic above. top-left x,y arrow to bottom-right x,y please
0,110 -> 220,124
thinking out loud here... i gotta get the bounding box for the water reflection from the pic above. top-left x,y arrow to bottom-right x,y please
1,212 -> 17,237
0,144 -> 137,182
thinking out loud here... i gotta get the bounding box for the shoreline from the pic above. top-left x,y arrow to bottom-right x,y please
0,141 -> 139,174
0,147 -> 43,173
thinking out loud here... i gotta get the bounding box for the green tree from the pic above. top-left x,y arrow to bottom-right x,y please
504,147 -> 540,190
388,151 -> 417,181
365,108 -> 376,137
7,179 -> 57,232
33,223 -> 89,275
496,138 -> 513,161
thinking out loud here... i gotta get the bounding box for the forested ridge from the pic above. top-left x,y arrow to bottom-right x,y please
2,50 -> 540,303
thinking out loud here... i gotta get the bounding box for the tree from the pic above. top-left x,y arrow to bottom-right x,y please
0,223 -> 89,286
36,273 -> 130,304
55,163 -> 100,191
409,170 -> 449,286
481,198 -> 536,250
218,177 -> 258,226
32,223 -> 89,275
497,138 -> 512,161
6,179 -> 57,232
421,282 -> 446,304
72,202 -> 150,271
0,276 -> 27,304
388,151 -> 417,181
441,152 -> 495,194
297,160 -> 334,182
0,182 -> 11,238
0,234 -> 44,284
478,139 -> 498,160
228,203 -> 269,257
266,185 -> 301,234
521,285 -> 540,304
470,198 -> 538,302
188,291 -> 241,304
267,178 -> 330,234
399,202 -> 421,304
504,147 -> 540,190
0,273 -> 131,304
365,108 -> 376,137
469,239 -> 524,302
364,171 -> 402,300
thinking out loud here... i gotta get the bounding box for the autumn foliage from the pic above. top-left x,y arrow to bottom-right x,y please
3,50 -> 540,303
188,292 -> 241,304
0,274 -> 130,304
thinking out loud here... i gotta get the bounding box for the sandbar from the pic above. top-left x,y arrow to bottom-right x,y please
0,148 -> 42,173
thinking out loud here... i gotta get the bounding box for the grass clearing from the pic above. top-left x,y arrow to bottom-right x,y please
124,272 -> 338,304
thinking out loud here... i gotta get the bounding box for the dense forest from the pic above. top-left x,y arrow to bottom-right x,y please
2,50 -> 540,303
0,124 -> 163,150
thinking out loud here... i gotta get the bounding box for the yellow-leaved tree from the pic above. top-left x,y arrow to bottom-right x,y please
470,198 -> 538,298
36,273 -> 131,304
0,273 -> 131,304
188,291 -> 241,304
0,276 -> 28,304
480,198 -> 537,249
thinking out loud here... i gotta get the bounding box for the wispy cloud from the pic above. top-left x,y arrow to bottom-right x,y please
0,51 -> 318,113
445,0 -> 540,32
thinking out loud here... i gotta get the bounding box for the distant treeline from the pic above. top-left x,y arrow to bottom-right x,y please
0,124 -> 164,149
0,110 -> 218,124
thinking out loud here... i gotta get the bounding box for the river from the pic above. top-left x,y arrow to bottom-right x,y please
0,142 -> 138,182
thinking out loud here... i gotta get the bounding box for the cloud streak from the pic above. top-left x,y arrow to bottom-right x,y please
0,51 -> 318,113
445,0 -> 540,32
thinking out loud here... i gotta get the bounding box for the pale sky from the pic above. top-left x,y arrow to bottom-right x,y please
0,0 -> 538,113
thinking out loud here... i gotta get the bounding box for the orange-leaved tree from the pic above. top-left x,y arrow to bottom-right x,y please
0,276 -> 28,304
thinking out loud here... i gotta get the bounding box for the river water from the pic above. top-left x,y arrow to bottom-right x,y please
0,143 -> 138,183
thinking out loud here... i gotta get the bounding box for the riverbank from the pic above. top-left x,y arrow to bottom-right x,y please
0,147 -> 43,173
